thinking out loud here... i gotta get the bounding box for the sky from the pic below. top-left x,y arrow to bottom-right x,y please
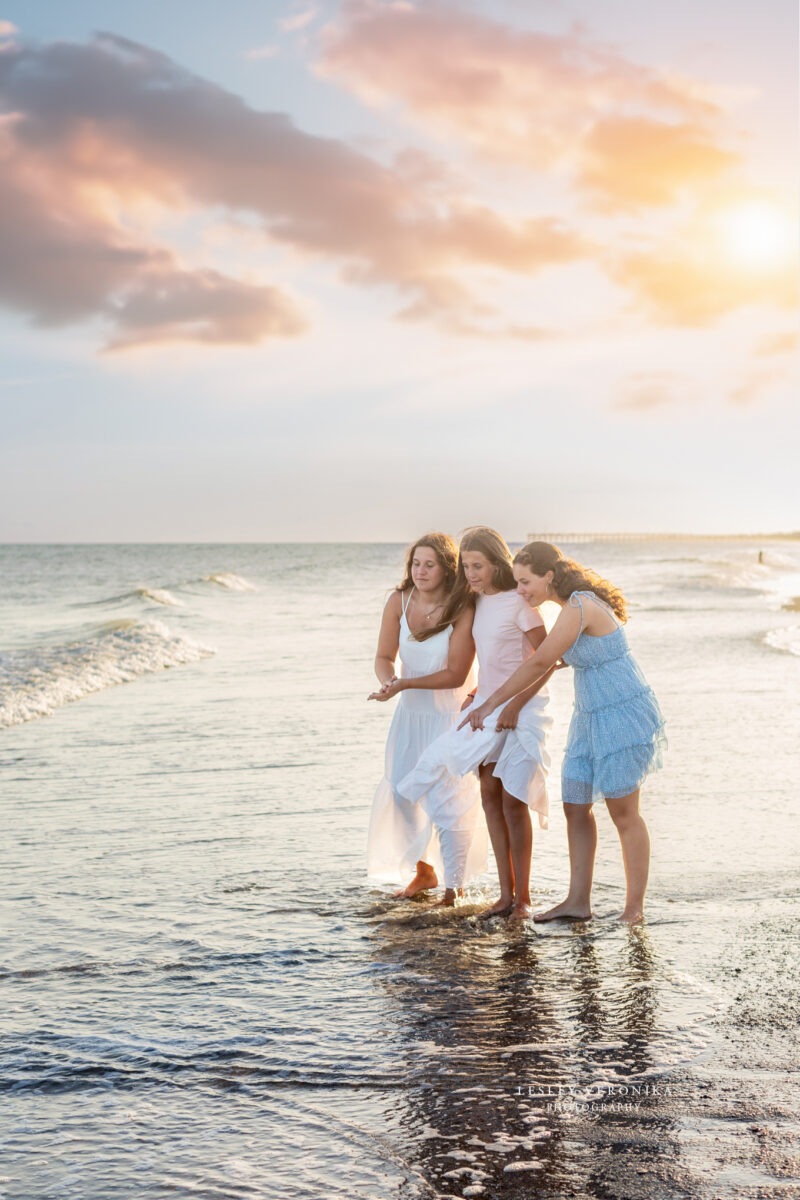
0,0 -> 797,541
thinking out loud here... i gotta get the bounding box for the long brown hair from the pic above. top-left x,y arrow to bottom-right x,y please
438,526 -> 517,631
513,541 -> 628,622
396,533 -> 459,641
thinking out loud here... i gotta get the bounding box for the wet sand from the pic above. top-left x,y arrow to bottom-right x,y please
309,887 -> 800,1200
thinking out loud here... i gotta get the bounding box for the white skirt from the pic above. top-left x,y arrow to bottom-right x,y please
397,692 -> 552,830
367,699 -> 487,885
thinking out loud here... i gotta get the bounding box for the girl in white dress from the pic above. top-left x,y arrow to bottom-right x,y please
367,534 -> 488,905
398,528 -> 557,920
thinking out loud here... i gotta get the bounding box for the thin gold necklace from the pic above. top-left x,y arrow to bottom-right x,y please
413,592 -> 444,621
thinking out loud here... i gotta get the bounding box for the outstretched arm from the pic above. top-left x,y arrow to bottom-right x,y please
494,663 -> 561,729
373,592 -> 402,687
369,607 -> 475,701
493,624 -> 551,729
459,604 -> 581,729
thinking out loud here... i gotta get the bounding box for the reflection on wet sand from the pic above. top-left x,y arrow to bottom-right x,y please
366,899 -> 715,1197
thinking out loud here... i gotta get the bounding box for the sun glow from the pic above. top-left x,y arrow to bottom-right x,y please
716,202 -> 797,270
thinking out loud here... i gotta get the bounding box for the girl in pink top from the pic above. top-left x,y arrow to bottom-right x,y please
398,528 -> 556,919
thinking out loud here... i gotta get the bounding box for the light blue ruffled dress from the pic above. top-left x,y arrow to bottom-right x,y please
561,592 -> 667,804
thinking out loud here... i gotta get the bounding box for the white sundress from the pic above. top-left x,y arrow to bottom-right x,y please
367,589 -> 487,888
398,589 -> 553,829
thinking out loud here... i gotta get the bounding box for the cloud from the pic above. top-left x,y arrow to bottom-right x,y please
755,329 -> 799,356
609,187 -> 798,327
317,0 -> 730,208
613,371 -> 684,411
0,117 -> 306,349
612,241 -> 797,327
315,0 -> 798,331
244,44 -> 280,60
729,369 -> 782,406
396,289 -> 557,341
0,20 -> 17,38
279,9 -> 317,33
105,270 -> 308,351
578,116 -> 739,210
0,32 -> 591,347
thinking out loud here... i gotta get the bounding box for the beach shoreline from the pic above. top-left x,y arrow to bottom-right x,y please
2,540 -> 799,1198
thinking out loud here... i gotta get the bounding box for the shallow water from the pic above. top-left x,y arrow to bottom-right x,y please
2,540 -> 799,1198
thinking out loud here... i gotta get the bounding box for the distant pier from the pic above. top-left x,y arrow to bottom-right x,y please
526,532 -> 800,543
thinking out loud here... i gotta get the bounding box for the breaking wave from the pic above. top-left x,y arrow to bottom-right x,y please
700,549 -> 798,593
764,626 -> 800,657
134,586 -> 183,606
79,574 -> 257,609
202,573 -> 256,591
0,619 -> 214,728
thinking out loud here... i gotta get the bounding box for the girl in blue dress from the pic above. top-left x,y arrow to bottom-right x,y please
460,541 -> 666,924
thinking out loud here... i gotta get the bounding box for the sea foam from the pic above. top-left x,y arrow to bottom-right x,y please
0,619 -> 214,728
134,586 -> 183,606
764,626 -> 800,657
203,573 -> 256,592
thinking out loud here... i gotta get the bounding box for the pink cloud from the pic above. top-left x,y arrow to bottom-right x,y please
244,44 -> 280,61
0,118 -> 306,350
105,270 -> 307,351
613,372 -> 684,411
317,0 -> 728,210
0,32 -> 591,347
578,116 -> 739,210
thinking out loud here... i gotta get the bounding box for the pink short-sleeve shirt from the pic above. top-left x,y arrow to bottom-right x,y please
472,590 -> 544,699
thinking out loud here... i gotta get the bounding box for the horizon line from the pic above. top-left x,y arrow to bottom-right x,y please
0,531 -> 798,546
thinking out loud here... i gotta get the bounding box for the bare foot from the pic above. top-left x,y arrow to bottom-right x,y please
434,888 -> 459,908
509,902 -> 533,921
479,896 -> 514,919
533,899 -> 593,923
617,908 -> 644,924
393,861 -> 438,899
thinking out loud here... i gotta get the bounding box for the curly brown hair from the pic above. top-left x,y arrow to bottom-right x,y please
513,541 -> 627,622
396,533 -> 459,641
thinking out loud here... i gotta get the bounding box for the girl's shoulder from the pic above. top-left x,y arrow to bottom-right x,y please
567,590 -> 600,611
567,590 -> 620,634
513,591 -> 544,630
385,588 -> 406,616
452,602 -> 474,630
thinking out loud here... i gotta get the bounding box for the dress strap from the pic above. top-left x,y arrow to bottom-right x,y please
571,589 -> 620,629
584,590 -> 621,628
567,592 -> 585,636
401,586 -> 415,617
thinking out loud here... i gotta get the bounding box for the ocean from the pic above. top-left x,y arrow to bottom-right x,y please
2,539 -> 799,1199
